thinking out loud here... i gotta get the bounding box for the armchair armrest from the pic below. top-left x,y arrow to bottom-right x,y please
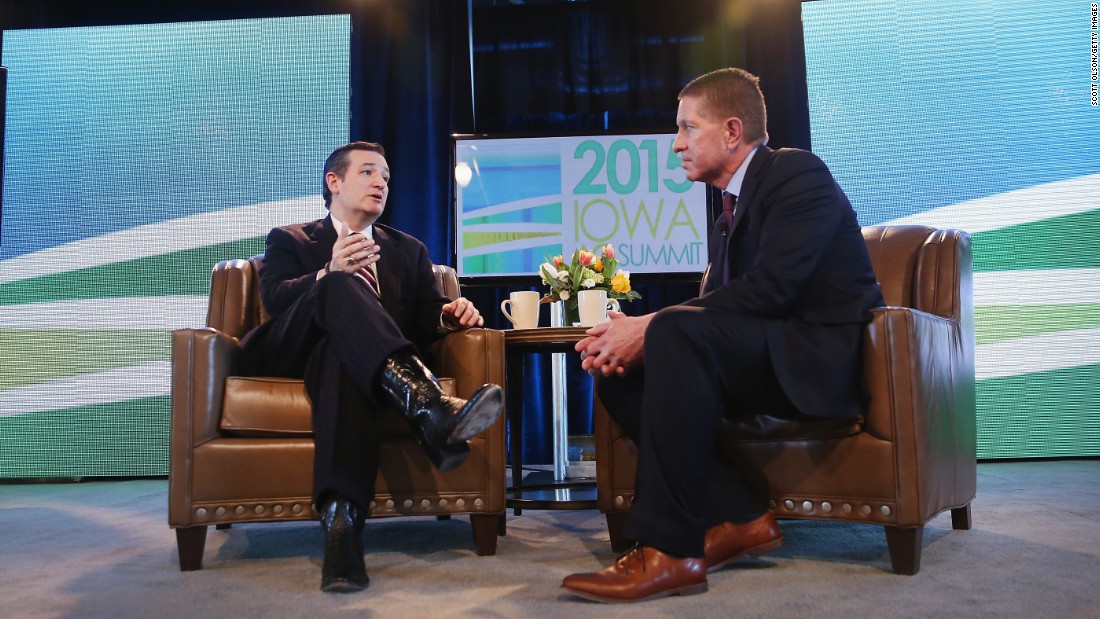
423,328 -> 506,400
169,327 -> 240,528
170,328 -> 239,449
863,306 -> 977,524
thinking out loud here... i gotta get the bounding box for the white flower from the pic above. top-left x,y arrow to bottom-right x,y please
582,278 -> 596,288
539,263 -> 559,285
556,270 -> 570,282
559,290 -> 571,301
616,268 -> 631,278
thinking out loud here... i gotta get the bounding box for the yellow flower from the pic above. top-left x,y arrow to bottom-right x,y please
592,256 -> 604,273
611,271 -> 631,293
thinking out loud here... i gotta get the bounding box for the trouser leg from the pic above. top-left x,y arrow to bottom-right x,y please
599,375 -> 770,545
305,339 -> 381,512
619,305 -> 776,558
242,271 -> 414,396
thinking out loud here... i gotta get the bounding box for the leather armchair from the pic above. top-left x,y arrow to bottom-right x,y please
595,225 -> 976,575
169,257 -> 506,571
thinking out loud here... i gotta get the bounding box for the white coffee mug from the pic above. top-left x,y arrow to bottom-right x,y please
500,290 -> 540,329
577,289 -> 621,327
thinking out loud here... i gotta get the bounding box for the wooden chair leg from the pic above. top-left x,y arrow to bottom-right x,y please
175,526 -> 208,571
470,513 -> 502,556
606,511 -> 631,553
951,503 -> 972,530
884,525 -> 923,575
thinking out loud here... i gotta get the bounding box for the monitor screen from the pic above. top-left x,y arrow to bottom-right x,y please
453,133 -> 708,279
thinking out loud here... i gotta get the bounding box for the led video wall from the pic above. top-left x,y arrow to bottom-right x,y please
803,0 -> 1100,458
0,15 -> 350,477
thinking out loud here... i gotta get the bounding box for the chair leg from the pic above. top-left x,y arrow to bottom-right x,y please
606,511 -> 631,553
498,514 -> 507,537
175,526 -> 208,571
884,525 -> 923,575
470,514 -> 502,556
951,503 -> 972,530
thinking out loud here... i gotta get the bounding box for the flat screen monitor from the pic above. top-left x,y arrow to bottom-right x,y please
453,133 -> 709,280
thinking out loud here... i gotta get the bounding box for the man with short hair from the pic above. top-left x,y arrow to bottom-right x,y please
562,68 -> 884,603
240,141 -> 503,593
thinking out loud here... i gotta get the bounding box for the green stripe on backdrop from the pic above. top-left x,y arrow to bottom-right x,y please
976,304 -> 1100,345
0,237 -> 266,304
971,208 -> 1100,271
462,231 -> 560,250
976,363 -> 1100,459
463,202 -> 563,225
0,395 -> 170,478
0,330 -> 170,390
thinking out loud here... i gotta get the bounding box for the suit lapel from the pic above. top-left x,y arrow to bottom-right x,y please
372,226 -> 402,317
308,216 -> 339,269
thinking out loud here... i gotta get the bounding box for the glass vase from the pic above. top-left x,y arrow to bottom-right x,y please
551,300 -> 581,327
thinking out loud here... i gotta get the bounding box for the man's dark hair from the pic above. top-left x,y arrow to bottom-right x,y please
322,141 -> 386,209
679,68 -> 769,146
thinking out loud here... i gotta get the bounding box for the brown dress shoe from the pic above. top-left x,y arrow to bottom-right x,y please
704,511 -> 785,573
562,545 -> 707,603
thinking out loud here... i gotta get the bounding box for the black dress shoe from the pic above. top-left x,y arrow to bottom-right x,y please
319,496 -> 368,593
379,351 -> 503,471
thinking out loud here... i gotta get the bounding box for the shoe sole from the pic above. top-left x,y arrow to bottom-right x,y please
448,384 -> 504,442
707,536 -> 785,573
562,581 -> 708,604
321,578 -> 369,593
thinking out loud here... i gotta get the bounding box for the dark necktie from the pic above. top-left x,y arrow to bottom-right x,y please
713,192 -> 737,288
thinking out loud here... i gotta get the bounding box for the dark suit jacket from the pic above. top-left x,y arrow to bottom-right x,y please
257,215 -> 450,351
687,146 -> 884,418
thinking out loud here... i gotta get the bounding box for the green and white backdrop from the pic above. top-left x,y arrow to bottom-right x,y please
1,3 -> 1097,478
803,0 -> 1099,458
0,15 -> 350,476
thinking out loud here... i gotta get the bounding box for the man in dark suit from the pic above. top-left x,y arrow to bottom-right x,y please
562,68 -> 884,603
240,141 -> 503,594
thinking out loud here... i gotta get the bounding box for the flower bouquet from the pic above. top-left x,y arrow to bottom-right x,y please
538,244 -> 641,325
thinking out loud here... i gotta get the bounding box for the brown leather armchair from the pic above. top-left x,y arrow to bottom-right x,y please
595,225 -> 976,575
169,257 -> 506,571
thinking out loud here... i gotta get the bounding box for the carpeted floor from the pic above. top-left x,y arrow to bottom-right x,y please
1,460 -> 1097,618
